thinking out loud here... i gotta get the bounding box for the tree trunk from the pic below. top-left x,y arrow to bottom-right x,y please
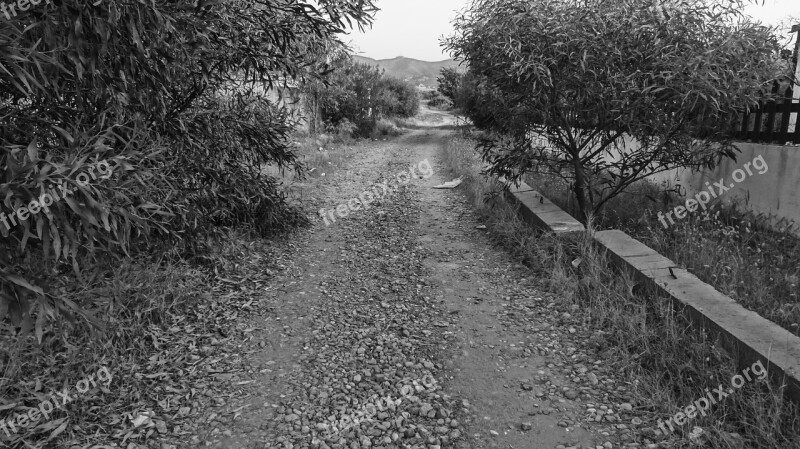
570,149 -> 592,224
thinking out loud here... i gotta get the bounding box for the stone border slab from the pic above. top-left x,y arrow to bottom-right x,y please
594,229 -> 800,401
503,180 -> 585,234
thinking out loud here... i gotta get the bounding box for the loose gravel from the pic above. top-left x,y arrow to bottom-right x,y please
173,130 -> 671,449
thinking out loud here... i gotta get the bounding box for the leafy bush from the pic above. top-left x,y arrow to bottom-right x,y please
425,90 -> 452,109
437,67 -> 463,104
371,119 -> 402,138
331,119 -> 358,143
0,0 -> 376,333
380,76 -> 420,117
306,56 -> 419,138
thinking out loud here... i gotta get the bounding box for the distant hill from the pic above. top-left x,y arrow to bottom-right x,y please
352,56 -> 464,89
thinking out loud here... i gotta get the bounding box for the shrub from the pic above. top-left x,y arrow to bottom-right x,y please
306,56 -> 419,138
0,0 -> 377,333
426,91 -> 452,109
371,119 -> 402,138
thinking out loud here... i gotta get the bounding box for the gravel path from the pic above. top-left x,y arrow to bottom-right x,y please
181,128 -> 655,449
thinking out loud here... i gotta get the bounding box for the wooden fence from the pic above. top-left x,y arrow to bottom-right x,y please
732,81 -> 800,145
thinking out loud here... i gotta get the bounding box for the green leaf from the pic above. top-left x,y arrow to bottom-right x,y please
27,138 -> 39,163
51,126 -> 75,144
3,272 -> 44,295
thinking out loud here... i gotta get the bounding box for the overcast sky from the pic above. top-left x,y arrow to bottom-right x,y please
346,0 -> 800,62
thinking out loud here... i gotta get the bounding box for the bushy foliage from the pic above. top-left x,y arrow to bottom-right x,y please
306,56 -> 419,137
437,67 -> 463,104
424,90 -> 452,109
445,0 -> 785,222
453,72 -> 500,128
380,76 -> 420,118
0,0 -> 376,333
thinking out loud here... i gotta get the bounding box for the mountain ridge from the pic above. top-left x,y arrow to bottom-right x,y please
352,55 -> 463,88
357,55 -> 456,64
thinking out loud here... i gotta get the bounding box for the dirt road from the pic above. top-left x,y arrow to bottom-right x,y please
179,128 -> 645,449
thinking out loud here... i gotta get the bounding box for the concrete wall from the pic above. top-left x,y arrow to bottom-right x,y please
653,142 -> 800,232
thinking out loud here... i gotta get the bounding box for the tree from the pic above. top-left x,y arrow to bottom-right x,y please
306,57 -> 419,136
445,0 -> 785,223
381,76 -> 420,118
437,67 -> 464,103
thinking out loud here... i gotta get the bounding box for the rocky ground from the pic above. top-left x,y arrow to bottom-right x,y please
160,126 -> 667,449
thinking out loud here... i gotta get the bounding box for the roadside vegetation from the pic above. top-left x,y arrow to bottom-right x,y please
441,134 -> 800,449
0,0 -> 424,446
523,173 -> 800,338
443,0 -> 786,223
304,54 -> 419,140
438,0 -> 800,447
438,0 -> 800,337
422,89 -> 453,110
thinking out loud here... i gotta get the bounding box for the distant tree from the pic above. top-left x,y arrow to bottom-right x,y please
454,72 -> 501,128
437,67 -> 464,104
445,0 -> 785,223
308,57 -> 419,136
381,76 -> 420,117
424,90 -> 453,109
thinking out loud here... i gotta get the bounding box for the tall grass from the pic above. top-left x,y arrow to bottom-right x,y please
441,134 -> 800,448
522,173 -> 800,338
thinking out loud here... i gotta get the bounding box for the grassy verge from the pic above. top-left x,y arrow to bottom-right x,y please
440,134 -> 800,448
521,171 -> 800,338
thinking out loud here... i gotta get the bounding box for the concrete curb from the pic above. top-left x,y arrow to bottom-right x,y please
504,183 -> 800,401
503,180 -> 584,234
595,230 -> 800,402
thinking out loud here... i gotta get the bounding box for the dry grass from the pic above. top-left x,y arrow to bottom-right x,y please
440,134 -> 800,449
522,173 -> 800,338
260,133 -> 358,205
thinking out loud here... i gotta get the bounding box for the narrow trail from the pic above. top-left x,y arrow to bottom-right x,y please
185,126 -> 648,449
